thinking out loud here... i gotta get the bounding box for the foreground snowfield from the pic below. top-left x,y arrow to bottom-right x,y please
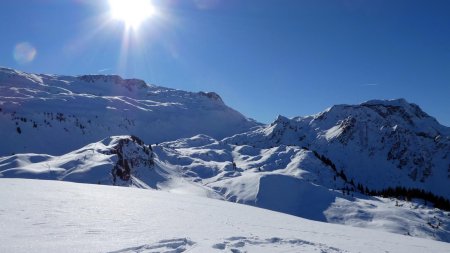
1,179 -> 448,253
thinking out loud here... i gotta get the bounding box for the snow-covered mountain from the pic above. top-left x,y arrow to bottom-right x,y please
225,99 -> 450,199
2,178 -> 449,253
1,67 -> 450,245
0,67 -> 258,155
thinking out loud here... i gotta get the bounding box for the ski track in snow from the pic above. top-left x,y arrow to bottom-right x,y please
109,238 -> 195,253
211,236 -> 348,253
108,236 -> 347,253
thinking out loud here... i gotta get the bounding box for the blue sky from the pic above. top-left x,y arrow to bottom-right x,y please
1,0 -> 449,125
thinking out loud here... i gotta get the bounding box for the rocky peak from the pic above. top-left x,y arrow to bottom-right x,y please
77,75 -> 148,91
271,115 -> 290,126
361,99 -> 430,124
102,136 -> 154,184
198,91 -> 223,103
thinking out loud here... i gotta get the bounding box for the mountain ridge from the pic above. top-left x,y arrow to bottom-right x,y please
0,67 -> 259,155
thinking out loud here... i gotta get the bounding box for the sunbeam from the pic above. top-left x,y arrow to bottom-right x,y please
109,0 -> 156,30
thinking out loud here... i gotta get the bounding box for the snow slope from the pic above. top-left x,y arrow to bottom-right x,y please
1,178 -> 449,253
156,135 -> 450,242
2,135 -> 449,242
0,67 -> 258,155
0,135 -> 219,198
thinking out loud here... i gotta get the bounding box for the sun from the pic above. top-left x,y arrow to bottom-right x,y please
109,0 -> 156,29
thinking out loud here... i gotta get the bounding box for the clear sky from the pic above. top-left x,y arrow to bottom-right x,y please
1,0 -> 449,126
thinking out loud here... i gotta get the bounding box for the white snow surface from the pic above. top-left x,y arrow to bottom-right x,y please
0,67 -> 258,155
1,178 -> 449,253
1,135 -> 450,243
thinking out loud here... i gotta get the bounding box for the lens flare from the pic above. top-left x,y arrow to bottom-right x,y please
13,42 -> 37,64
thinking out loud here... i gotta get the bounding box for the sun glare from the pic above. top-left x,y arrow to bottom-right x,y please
109,0 -> 156,29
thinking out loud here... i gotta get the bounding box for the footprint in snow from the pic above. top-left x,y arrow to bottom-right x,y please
212,236 -> 347,253
108,238 -> 195,253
